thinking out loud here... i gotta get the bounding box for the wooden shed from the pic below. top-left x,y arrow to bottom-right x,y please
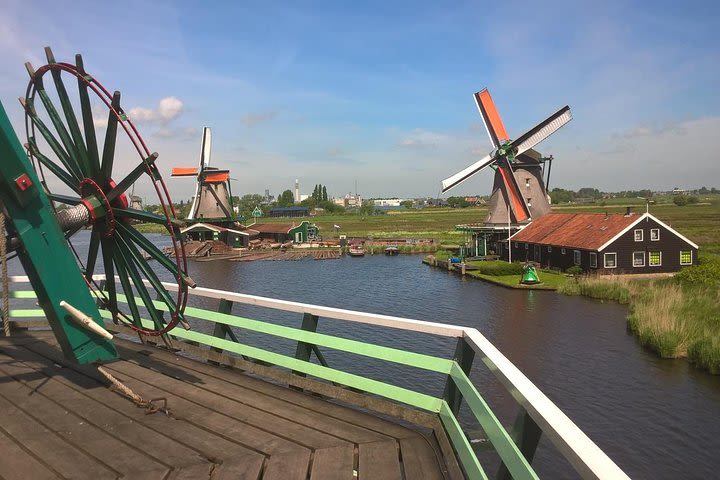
509,212 -> 699,274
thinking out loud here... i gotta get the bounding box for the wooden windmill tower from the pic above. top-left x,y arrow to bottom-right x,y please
171,127 -> 235,224
442,89 -> 572,227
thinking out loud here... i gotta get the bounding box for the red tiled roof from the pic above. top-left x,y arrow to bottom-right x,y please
511,213 -> 639,250
249,223 -> 294,234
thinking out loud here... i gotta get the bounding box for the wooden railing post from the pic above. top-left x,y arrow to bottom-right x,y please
497,407 -> 543,480
443,336 -> 475,415
211,299 -> 240,355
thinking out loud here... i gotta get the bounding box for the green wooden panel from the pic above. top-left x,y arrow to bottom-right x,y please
439,401 -> 487,480
450,363 -> 539,480
9,309 -> 46,317
97,308 -> 442,412
11,291 -> 38,298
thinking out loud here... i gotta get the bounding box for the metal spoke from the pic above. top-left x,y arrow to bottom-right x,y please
113,207 -> 178,228
44,48 -> 91,177
115,232 -> 180,327
76,54 -> 100,178
21,97 -> 82,181
84,228 -> 100,281
48,193 -> 81,205
112,241 -> 142,329
27,138 -> 80,194
116,222 -> 192,286
113,236 -> 166,331
35,84 -> 86,177
100,91 -> 121,183
106,153 -> 158,203
100,238 -> 118,320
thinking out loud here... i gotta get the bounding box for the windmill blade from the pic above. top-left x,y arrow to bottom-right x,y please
171,167 -> 198,176
441,153 -> 495,192
513,106 -> 572,157
199,126 -> 212,170
497,163 -> 530,223
474,89 -> 509,149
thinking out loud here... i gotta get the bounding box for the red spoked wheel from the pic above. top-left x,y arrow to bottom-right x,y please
21,47 -> 193,336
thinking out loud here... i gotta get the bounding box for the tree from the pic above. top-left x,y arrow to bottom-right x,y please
401,200 -> 413,209
446,196 -> 469,208
673,195 -> 688,206
322,186 -> 328,201
359,199 -> 377,215
236,194 -> 264,217
277,189 -> 295,207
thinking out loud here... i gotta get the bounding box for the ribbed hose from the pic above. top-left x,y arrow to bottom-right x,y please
56,203 -> 91,232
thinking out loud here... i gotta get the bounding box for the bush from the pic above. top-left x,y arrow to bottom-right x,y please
673,195 -> 688,206
674,257 -> 720,288
434,249 -> 453,261
475,261 -> 524,276
566,265 -> 583,276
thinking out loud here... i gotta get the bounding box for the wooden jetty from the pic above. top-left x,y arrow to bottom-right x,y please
2,276 -> 630,479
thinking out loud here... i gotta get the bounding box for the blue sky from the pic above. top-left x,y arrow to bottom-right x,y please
1,0 -> 718,202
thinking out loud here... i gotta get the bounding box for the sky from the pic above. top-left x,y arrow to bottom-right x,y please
0,0 -> 718,203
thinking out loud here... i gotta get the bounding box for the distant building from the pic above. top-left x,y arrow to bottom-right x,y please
333,193 -> 362,208
509,211 -> 698,274
245,221 -> 317,243
268,207 -> 309,218
373,199 -> 403,207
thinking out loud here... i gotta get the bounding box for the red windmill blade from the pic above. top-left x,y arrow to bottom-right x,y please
441,87 -> 572,224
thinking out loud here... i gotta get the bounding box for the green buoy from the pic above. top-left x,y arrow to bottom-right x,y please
520,263 -> 541,285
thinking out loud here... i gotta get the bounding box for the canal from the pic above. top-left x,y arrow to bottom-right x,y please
10,232 -> 720,478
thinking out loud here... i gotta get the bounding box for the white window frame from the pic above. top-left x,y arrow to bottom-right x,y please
604,252 -> 617,269
547,246 -> 552,252
561,248 -> 566,255
680,250 -> 693,265
634,229 -> 643,242
650,228 -> 660,241
649,251 -> 662,267
573,250 -> 581,265
590,252 -> 597,268
514,242 -> 518,248
525,243 -> 529,250
633,251 -> 646,267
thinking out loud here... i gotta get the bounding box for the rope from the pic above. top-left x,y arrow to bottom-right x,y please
0,212 -> 9,337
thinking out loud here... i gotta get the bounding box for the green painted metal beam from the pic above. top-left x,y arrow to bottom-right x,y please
0,102 -> 116,363
439,401 -> 488,480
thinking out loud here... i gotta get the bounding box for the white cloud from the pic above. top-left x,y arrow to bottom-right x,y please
128,96 -> 184,124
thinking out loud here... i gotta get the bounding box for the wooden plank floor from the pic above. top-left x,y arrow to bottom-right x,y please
0,331 -> 455,480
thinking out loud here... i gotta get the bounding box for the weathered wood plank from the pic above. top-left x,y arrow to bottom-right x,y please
212,456 -> 265,480
102,359 -> 343,449
0,394 -> 117,479
310,444 -> 355,480
400,436 -> 445,480
22,340 -> 297,457
115,343 -> 394,444
166,463 -> 215,480
0,428 -> 59,480
0,349 -> 172,475
358,440 -> 402,480
262,449 -> 311,480
116,336 -> 423,440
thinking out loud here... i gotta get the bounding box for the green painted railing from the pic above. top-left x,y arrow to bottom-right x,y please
6,276 -> 629,480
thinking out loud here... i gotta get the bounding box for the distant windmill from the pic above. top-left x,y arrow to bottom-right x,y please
171,127 -> 234,222
442,89 -> 571,225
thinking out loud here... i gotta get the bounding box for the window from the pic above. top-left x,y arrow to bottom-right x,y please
650,229 -> 660,241
525,178 -> 530,187
525,243 -> 529,250
527,198 -> 532,207
633,251 -> 645,267
680,251 -> 692,265
547,246 -> 552,252
514,242 -> 518,248
590,252 -> 597,268
573,250 -> 581,265
649,251 -> 661,266
604,253 -> 617,268
634,229 -> 643,242
561,248 -> 566,255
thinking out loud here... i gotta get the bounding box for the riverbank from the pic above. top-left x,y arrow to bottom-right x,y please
559,257 -> 720,374
423,255 -> 566,290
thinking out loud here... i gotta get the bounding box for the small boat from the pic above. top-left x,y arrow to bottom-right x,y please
384,246 -> 399,256
348,244 -> 365,257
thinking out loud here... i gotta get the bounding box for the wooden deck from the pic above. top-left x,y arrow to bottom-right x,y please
0,331 -> 455,480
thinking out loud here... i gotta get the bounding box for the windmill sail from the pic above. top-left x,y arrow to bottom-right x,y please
441,153 -> 494,192
474,89 -> 509,148
513,106 -> 572,157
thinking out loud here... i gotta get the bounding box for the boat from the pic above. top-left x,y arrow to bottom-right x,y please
384,245 -> 399,255
348,244 -> 365,256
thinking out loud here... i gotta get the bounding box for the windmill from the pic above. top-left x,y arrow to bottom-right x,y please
442,88 -> 572,226
171,127 -> 235,223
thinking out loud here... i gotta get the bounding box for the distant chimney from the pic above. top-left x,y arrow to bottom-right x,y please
624,206 -> 632,217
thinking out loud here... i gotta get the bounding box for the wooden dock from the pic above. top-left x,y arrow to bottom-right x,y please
0,331 -> 451,480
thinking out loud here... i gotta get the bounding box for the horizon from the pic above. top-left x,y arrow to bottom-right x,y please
1,0 -> 718,202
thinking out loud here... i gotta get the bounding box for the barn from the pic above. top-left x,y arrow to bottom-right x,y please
509,211 -> 699,274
